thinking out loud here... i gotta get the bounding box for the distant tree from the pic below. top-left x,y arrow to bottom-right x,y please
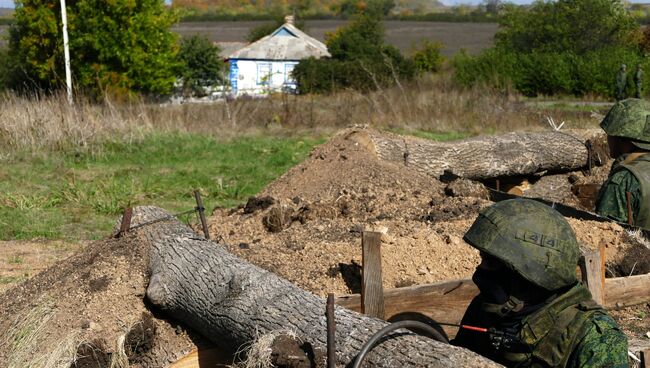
481,0 -> 501,15
496,0 -> 638,55
7,0 -> 180,98
454,0 -> 644,98
177,36 -> 226,97
293,8 -> 415,93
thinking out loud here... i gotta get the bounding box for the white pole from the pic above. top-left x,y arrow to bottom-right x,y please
60,0 -> 73,104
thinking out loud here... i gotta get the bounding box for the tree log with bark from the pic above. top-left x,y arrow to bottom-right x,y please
347,129 -> 608,180
129,206 -> 502,367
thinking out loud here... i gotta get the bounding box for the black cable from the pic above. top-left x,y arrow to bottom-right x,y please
351,320 -> 449,368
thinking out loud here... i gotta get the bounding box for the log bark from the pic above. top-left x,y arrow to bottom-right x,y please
348,129 -> 607,180
130,206 -> 502,368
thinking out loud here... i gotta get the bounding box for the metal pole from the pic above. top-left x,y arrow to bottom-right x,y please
194,190 -> 210,239
60,0 -> 73,105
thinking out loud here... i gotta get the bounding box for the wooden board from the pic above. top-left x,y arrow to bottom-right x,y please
604,273 -> 650,309
337,279 -> 479,338
169,347 -> 231,368
361,231 -> 384,319
579,250 -> 605,306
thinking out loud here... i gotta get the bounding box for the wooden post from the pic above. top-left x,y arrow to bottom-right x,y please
116,207 -> 132,238
326,293 -> 337,368
579,249 -> 605,306
641,349 -> 650,368
361,231 -> 384,319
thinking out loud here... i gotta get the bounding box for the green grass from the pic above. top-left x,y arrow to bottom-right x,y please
0,133 -> 323,241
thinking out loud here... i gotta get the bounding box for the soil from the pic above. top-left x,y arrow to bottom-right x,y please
0,235 -> 205,368
1,128 -> 649,367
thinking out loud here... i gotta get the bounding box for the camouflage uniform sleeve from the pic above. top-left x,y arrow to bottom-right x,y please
567,314 -> 628,368
595,169 -> 641,224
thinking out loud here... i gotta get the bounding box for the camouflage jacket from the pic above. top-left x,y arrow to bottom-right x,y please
452,284 -> 628,367
595,153 -> 650,229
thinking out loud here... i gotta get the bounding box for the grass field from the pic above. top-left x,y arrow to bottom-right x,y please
0,133 -> 322,240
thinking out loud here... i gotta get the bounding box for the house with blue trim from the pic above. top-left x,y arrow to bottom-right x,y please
228,16 -> 330,96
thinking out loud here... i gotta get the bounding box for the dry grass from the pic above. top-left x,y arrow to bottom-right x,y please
0,75 -> 602,155
1,298 -> 81,368
231,329 -> 300,368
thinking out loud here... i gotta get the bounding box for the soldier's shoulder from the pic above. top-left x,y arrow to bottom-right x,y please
608,166 -> 640,186
570,312 -> 628,368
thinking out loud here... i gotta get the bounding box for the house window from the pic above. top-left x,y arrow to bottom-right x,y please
257,63 -> 272,85
284,63 -> 297,83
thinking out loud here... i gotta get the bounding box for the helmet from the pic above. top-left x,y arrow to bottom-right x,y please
600,98 -> 650,150
464,199 -> 580,291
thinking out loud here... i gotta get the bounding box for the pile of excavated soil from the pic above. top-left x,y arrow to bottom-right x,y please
0,234 -> 207,368
207,129 -> 650,342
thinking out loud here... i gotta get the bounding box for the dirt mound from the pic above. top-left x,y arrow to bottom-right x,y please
207,129 -> 637,298
0,235 -> 201,368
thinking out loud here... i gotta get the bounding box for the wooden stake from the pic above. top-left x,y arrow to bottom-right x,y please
117,207 -> 132,238
579,249 -> 605,306
361,231 -> 384,319
326,293 -> 337,368
626,191 -> 634,225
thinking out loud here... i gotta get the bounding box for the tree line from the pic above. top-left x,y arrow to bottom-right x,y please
1,0 -> 648,99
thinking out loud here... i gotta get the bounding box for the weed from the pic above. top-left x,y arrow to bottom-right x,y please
7,254 -> 24,264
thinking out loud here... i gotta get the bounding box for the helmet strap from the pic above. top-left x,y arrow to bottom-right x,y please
482,296 -> 525,317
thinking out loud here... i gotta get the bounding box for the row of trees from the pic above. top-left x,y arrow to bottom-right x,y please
453,0 -> 650,98
2,0 -> 647,99
0,0 -> 225,99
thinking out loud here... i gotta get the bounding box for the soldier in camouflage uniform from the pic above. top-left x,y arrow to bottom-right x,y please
595,98 -> 650,230
453,199 -> 628,367
634,63 -> 643,99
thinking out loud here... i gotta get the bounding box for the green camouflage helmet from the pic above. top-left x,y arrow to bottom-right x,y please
600,98 -> 650,150
464,199 -> 580,291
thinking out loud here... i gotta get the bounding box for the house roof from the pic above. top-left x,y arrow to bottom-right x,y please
228,22 -> 330,61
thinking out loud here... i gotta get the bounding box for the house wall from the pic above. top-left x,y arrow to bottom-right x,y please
229,59 -> 299,96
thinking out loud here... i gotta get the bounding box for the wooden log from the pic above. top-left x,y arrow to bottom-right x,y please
579,250 -> 605,306
130,207 -> 502,368
604,273 -> 650,309
361,231 -> 384,319
336,279 -> 479,339
348,129 -> 606,180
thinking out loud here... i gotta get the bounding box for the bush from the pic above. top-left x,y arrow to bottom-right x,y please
453,0 -> 644,98
412,40 -> 445,74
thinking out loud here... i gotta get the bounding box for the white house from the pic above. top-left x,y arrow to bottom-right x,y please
228,16 -> 330,97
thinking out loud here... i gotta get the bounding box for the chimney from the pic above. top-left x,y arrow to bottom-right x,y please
284,15 -> 294,25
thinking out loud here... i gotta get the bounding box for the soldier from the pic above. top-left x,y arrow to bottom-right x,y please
595,98 -> 650,229
634,63 -> 644,99
616,64 -> 627,101
453,199 -> 628,367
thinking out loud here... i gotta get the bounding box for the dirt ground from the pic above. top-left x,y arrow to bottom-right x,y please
1,128 -> 649,367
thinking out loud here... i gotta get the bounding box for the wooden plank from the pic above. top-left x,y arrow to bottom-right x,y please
579,249 -> 605,306
604,273 -> 650,309
169,347 -> 231,368
336,279 -> 479,338
641,349 -> 650,368
361,231 -> 384,319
